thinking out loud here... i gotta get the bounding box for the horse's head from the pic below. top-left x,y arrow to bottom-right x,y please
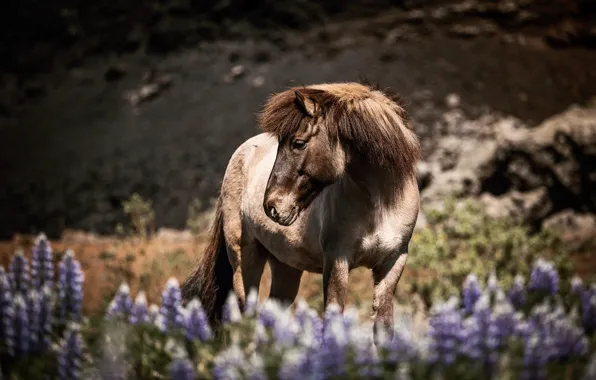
263,91 -> 346,226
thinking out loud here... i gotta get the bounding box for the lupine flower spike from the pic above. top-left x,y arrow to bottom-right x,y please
57,250 -> 85,322
529,258 -> 559,295
31,233 -> 54,290
222,292 -> 242,324
508,274 -> 526,309
160,277 -> 184,331
184,298 -> 212,342
58,323 -> 84,380
106,283 -> 133,320
129,291 -> 150,325
8,249 -> 30,296
0,267 -> 11,342
170,357 -> 197,380
463,273 -> 482,314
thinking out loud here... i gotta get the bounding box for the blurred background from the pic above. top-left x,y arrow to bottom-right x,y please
0,0 -> 595,315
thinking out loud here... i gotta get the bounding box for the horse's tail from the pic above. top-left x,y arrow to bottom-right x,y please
181,197 -> 233,325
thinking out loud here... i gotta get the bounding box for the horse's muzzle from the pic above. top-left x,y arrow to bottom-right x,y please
264,198 -> 299,226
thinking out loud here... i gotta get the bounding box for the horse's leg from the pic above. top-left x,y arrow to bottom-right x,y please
322,255 -> 350,311
226,238 -> 269,311
372,252 -> 408,344
268,255 -> 303,308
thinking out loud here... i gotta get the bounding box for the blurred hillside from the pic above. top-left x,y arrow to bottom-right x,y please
0,0 -> 595,239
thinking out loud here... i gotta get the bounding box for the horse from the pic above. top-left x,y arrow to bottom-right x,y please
181,82 -> 421,341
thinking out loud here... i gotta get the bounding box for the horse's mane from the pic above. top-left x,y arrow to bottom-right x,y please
257,82 -> 421,176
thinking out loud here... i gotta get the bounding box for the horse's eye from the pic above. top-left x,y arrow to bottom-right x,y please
292,139 -> 307,150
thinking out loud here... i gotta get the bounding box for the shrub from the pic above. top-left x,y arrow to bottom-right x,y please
407,197 -> 574,307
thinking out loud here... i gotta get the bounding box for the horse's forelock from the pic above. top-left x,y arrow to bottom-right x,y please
258,83 -> 421,175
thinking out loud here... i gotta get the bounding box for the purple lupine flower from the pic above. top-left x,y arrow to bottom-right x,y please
39,285 -> 53,350
460,292 -> 516,378
106,283 -> 133,320
571,276 -> 584,295
253,318 -> 270,346
129,291 -> 150,325
492,292 -> 518,345
508,274 -> 526,310
258,299 -> 280,329
0,267 -> 11,342
8,249 -> 30,296
244,288 -> 259,317
222,292 -> 242,325
294,299 -> 322,348
427,296 -> 465,366
212,344 -> 249,380
528,258 -> 559,295
548,310 -> 589,360
159,278 -> 185,331
2,291 -> 15,357
58,323 -> 83,380
463,274 -> 482,314
381,312 -> 421,365
460,294 -> 499,377
170,357 -> 197,380
349,327 -> 381,378
212,346 -> 267,380
273,309 -> 300,350
7,294 -> 30,357
521,331 -> 551,380
31,233 -> 54,290
487,271 -> 500,295
279,347 -> 315,380
27,289 -> 42,352
580,284 -> 596,334
318,304 -> 348,378
57,250 -> 85,322
184,298 -> 212,342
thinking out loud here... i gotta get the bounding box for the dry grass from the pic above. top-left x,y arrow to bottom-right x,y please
0,227 -> 593,322
0,230 -> 388,318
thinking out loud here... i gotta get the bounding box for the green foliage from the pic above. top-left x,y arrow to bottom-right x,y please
186,197 -> 217,238
409,197 -> 573,307
122,193 -> 155,239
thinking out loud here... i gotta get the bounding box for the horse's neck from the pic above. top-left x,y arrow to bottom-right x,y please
334,164 -> 408,211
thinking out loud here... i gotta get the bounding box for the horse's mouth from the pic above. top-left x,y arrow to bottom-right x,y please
276,207 -> 300,227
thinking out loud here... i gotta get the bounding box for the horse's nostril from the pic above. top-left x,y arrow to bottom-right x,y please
269,206 -> 278,219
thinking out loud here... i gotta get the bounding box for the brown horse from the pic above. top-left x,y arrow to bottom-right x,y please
181,82 -> 421,340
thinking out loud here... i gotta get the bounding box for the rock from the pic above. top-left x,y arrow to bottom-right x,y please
416,161 -> 434,190
543,210 -> 596,249
445,93 -> 460,108
479,99 -> 596,217
104,64 -> 127,82
126,84 -> 160,107
251,76 -> 265,88
223,65 -> 246,83
448,22 -> 498,38
480,188 -> 552,224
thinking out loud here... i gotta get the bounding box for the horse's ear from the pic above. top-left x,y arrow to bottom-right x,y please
294,91 -> 318,117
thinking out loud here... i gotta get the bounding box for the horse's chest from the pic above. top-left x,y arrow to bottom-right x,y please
355,215 -> 407,266
244,200 -> 323,272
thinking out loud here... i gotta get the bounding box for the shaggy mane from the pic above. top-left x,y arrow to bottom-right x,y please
257,82 -> 421,175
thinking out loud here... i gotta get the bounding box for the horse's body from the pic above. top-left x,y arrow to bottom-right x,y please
182,82 -> 421,340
